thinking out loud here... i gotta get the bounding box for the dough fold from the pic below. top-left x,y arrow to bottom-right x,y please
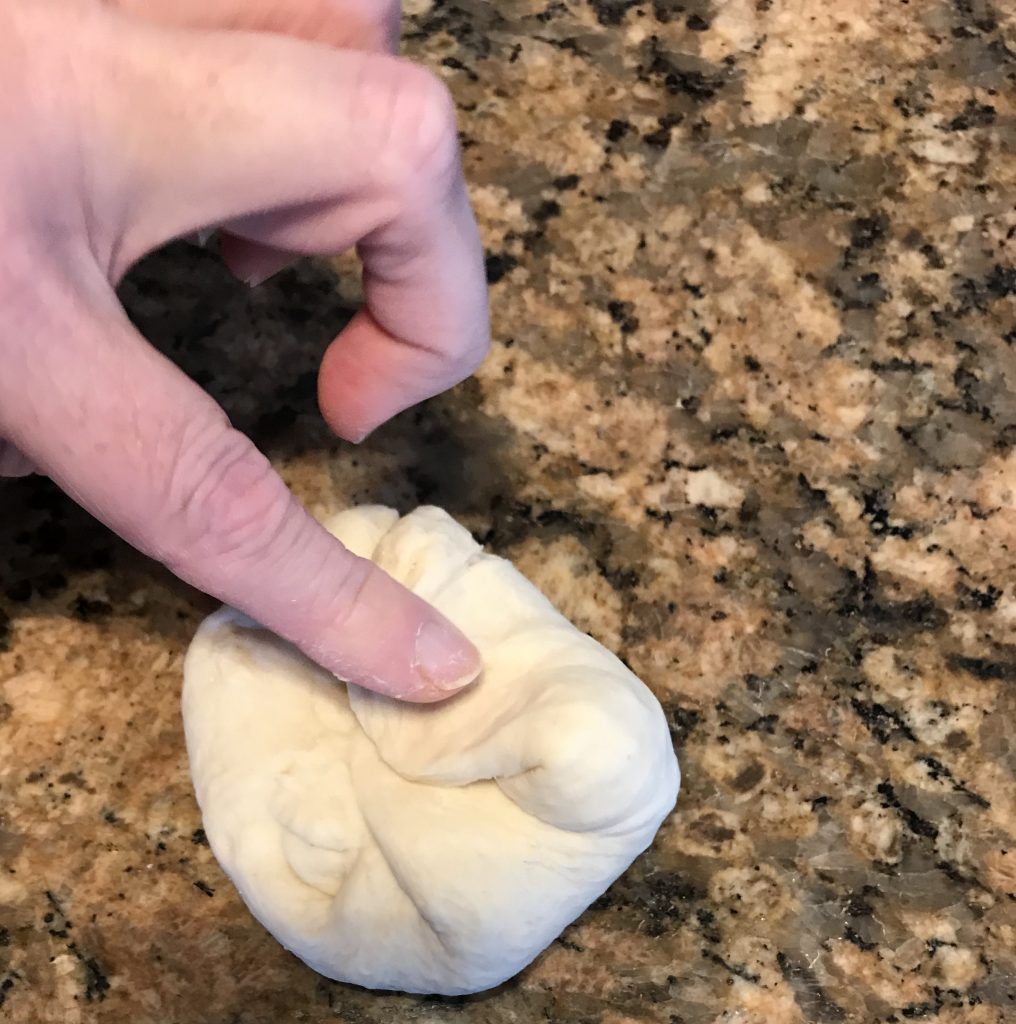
183,505 -> 679,995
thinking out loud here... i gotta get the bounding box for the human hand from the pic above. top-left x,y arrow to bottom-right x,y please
0,0 -> 489,700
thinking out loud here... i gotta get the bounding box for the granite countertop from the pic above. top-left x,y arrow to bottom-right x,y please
2,0 -> 1016,1021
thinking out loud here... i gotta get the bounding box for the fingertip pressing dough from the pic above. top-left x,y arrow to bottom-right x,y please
182,505 -> 680,995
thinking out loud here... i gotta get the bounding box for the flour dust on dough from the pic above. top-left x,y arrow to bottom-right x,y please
182,505 -> 679,996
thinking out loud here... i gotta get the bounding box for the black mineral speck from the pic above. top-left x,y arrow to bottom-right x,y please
607,300 -> 640,335
647,49 -> 724,100
947,100 -> 996,130
731,762 -> 765,792
533,199 -> 562,222
985,264 -> 1015,298
590,0 -> 640,27
948,654 -> 1016,683
876,781 -> 939,840
628,871 -> 703,937
666,704 -> 701,743
644,113 -> 683,148
72,596 -> 113,623
606,118 -> 631,142
83,957 -> 110,1001
851,698 -> 917,744
484,252 -> 519,284
850,213 -> 889,249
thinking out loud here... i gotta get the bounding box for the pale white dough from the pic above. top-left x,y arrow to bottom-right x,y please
182,505 -> 679,995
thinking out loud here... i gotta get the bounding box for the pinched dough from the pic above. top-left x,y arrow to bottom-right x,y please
182,506 -> 679,995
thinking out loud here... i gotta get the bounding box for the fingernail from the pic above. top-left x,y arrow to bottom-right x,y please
414,619 -> 481,692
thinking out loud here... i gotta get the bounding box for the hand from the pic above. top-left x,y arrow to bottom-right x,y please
0,0 -> 489,700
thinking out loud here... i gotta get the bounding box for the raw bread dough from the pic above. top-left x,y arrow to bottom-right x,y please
183,506 -> 679,995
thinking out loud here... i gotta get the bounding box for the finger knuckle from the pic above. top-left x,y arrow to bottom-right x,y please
322,554 -> 378,634
383,64 -> 462,190
163,425 -> 294,573
1,4 -> 124,270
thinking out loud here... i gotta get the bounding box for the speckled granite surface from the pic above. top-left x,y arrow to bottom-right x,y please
2,0 -> 1016,1021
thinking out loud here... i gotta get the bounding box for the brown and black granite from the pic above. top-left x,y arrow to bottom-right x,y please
2,0 -> 1016,1021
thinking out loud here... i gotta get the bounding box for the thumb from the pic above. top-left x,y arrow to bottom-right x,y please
1,274 -> 479,701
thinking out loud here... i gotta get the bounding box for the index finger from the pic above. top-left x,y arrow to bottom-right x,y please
0,265 -> 480,701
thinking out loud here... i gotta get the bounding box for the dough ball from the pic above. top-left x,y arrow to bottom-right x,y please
182,505 -> 679,995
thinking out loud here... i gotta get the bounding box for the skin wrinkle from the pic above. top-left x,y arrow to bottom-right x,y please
183,443 -> 284,558
68,28 -> 136,288
155,412 -> 238,560
301,555 -> 378,655
223,193 -> 385,253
